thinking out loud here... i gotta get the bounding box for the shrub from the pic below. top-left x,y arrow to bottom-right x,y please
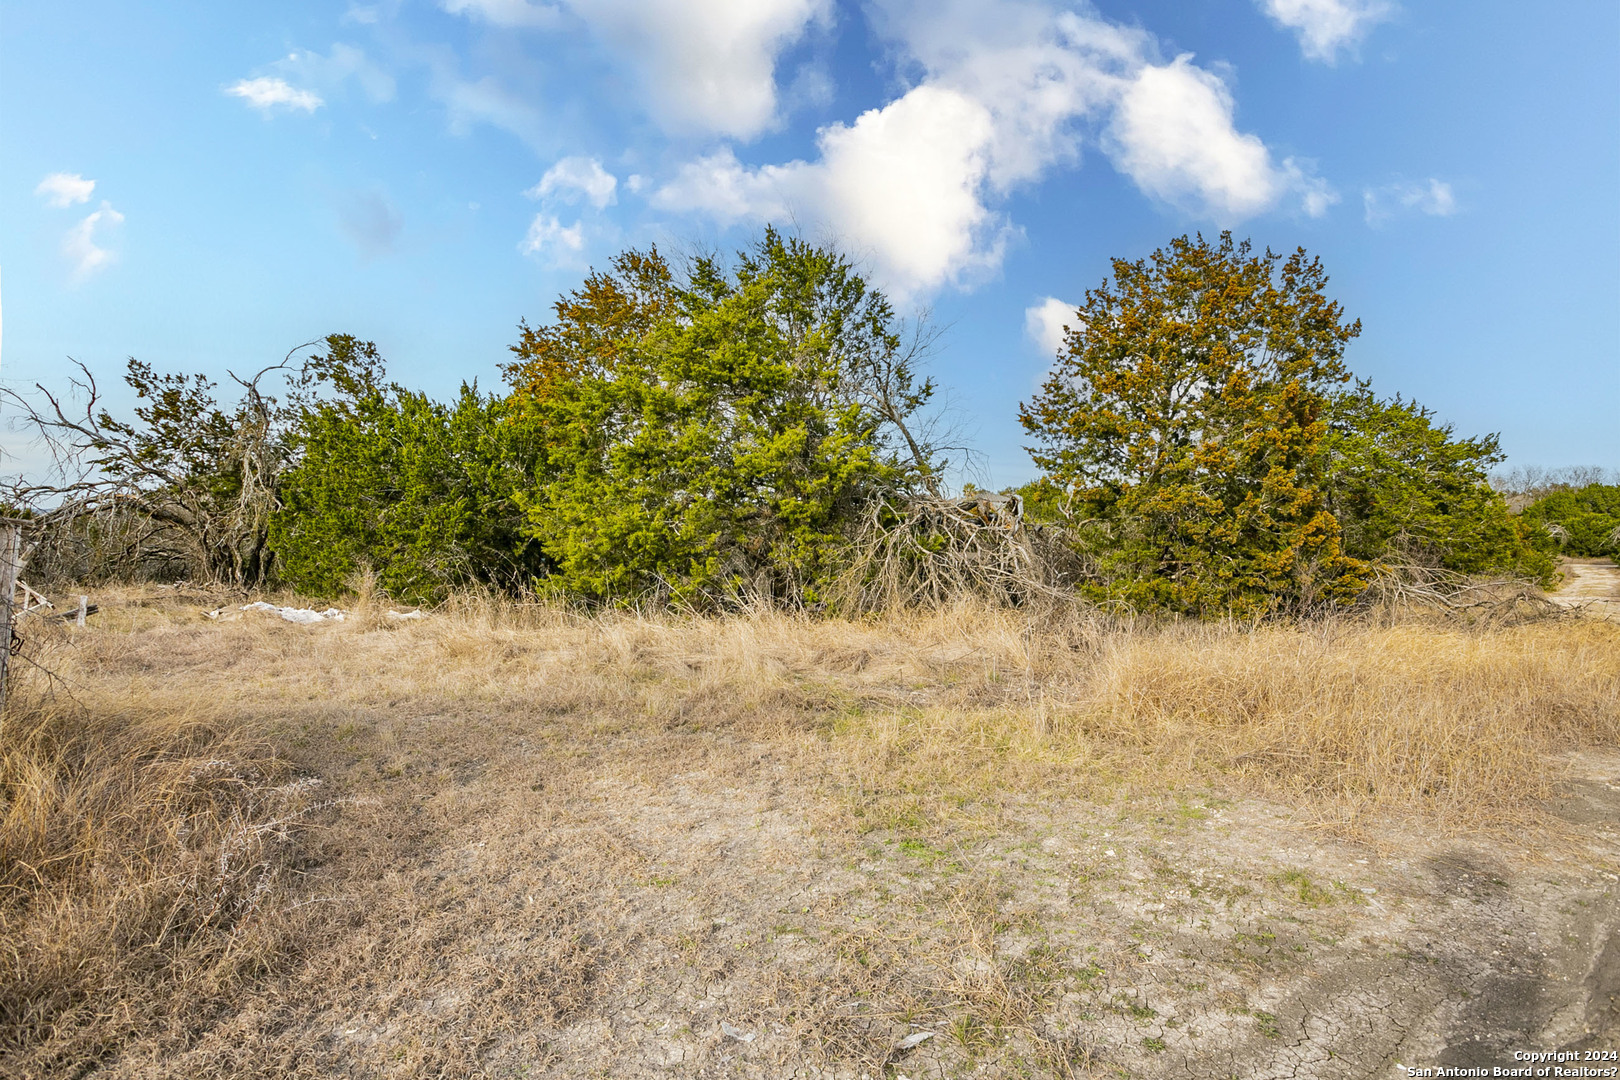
1323,385 -> 1554,581
270,336 -> 544,604
1521,483 -> 1620,557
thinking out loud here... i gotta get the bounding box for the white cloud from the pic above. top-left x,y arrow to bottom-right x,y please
1294,165 -> 1340,217
1024,296 -> 1078,357
527,157 -> 617,209
440,0 -> 830,139
654,0 -> 1331,298
35,172 -> 95,208
654,149 -> 785,225
867,1 -> 1144,192
226,76 -> 324,113
569,0 -> 832,138
1257,0 -> 1393,64
441,0 -> 564,28
520,214 -> 585,258
1108,55 -> 1331,220
433,69 -> 547,147
63,202 -> 124,279
1363,177 -> 1457,225
655,85 -> 1010,297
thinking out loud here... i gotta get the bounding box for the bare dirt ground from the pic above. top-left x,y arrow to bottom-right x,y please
8,594 -> 1619,1079
1551,558 -> 1620,620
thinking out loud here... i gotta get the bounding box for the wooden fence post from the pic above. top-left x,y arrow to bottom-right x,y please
0,522 -> 20,717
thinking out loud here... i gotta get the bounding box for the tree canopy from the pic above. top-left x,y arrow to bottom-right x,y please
1322,385 -> 1553,581
1521,483 -> 1620,558
7,228 -> 1579,615
1019,233 -> 1366,615
506,231 -> 940,605
270,336 -> 544,603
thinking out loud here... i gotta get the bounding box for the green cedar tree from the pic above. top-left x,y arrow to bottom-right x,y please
1019,233 -> 1366,615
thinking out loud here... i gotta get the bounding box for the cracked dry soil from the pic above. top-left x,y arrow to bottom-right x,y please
41,600 -> 1620,1079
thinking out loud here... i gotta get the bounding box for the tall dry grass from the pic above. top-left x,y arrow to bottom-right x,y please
820,615 -> 1620,830
437,595 -> 1616,823
0,679 -> 325,1076
2,589 -> 1615,1073
134,587 -> 1615,830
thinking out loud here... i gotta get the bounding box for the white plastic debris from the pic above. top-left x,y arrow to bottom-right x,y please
241,601 -> 346,624
895,1031 -> 934,1051
720,1021 -> 756,1043
386,610 -> 426,621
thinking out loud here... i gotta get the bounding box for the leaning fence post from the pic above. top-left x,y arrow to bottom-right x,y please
0,521 -> 20,716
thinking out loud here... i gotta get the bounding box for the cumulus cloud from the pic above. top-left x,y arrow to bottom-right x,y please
1108,55 -> 1331,221
36,172 -> 96,208
654,86 -> 1011,297
1257,0 -> 1393,63
338,189 -> 404,257
655,0 -> 1332,298
226,76 -> 324,113
1363,177 -> 1457,225
1024,296 -> 1078,357
63,202 -> 124,279
520,214 -> 585,258
526,157 -> 617,208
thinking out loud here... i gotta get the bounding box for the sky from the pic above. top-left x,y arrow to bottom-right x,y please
3,0 -> 1617,486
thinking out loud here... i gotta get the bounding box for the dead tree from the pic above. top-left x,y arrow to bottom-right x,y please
3,346 -> 314,590
0,520 -> 19,715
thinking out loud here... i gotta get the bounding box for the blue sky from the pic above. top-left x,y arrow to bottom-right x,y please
4,0 -> 1616,486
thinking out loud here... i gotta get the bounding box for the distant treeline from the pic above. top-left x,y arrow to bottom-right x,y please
10,230 -> 1610,615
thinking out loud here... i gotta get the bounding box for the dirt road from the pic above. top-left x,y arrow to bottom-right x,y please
1551,558 -> 1620,620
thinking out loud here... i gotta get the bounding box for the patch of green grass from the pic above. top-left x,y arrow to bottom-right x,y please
1116,997 -> 1157,1022
949,1014 -> 994,1054
1142,1036 -> 1167,1052
896,836 -> 959,870
1173,799 -> 1209,824
1071,960 -> 1105,989
1271,869 -> 1336,907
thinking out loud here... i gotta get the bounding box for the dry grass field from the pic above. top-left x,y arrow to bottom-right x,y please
2,588 -> 1617,1078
